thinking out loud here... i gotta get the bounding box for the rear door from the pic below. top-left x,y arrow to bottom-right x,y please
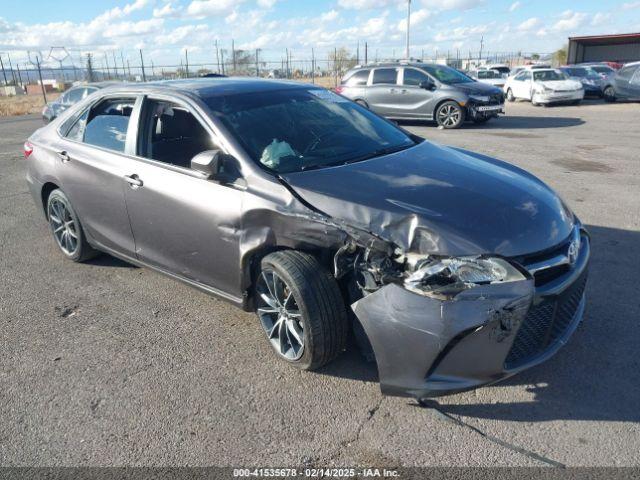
55,95 -> 140,256
513,71 -> 532,99
364,67 -> 401,117
390,67 -> 436,119
122,95 -> 244,298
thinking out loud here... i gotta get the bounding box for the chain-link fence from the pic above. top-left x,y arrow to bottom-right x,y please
0,46 -> 552,105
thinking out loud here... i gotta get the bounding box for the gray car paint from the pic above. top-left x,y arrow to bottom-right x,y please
340,63 -> 504,121
26,78 -> 589,399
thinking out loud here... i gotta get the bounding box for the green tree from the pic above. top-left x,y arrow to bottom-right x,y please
553,47 -> 568,66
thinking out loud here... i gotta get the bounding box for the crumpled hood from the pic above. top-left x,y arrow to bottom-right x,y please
536,80 -> 582,91
281,141 -> 575,257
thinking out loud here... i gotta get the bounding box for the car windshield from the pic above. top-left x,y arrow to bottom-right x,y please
590,66 -> 613,74
420,65 -> 474,84
563,67 -> 598,79
478,70 -> 502,79
205,88 -> 416,174
533,70 -> 567,82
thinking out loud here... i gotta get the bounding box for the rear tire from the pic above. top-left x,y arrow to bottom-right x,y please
255,251 -> 348,371
46,189 -> 98,263
435,101 -> 464,129
506,88 -> 515,102
603,86 -> 616,103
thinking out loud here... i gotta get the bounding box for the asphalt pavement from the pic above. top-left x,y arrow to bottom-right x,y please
1,100 -> 639,467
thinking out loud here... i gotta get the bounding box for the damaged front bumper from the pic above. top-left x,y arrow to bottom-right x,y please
351,233 -> 590,399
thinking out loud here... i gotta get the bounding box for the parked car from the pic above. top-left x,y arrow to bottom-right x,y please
469,68 -> 506,89
504,68 -> 584,106
486,64 -> 510,77
577,62 -> 616,82
24,79 -> 589,400
602,61 -> 640,102
337,62 -> 504,129
559,66 -> 604,97
42,82 -> 119,124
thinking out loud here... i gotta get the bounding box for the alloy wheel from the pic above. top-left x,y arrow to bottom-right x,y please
437,104 -> 461,127
48,198 -> 79,256
256,269 -> 305,361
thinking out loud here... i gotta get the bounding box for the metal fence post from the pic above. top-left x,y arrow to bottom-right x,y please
35,56 -> 47,104
0,55 -> 7,85
139,49 -> 147,82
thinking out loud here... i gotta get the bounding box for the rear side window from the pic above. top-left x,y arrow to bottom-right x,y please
66,88 -> 85,103
66,97 -> 136,153
372,68 -> 398,85
403,68 -> 429,86
342,69 -> 370,86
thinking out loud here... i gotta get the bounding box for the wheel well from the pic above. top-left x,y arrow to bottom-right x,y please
41,182 -> 59,217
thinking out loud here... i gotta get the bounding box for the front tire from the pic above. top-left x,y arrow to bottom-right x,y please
435,101 -> 464,129
46,189 -> 98,262
255,251 -> 348,371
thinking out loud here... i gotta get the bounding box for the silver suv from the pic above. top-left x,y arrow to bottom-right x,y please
337,62 -> 504,129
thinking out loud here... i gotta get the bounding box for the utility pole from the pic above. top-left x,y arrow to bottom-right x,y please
139,49 -> 146,82
112,51 -> 118,78
231,39 -> 236,74
86,53 -> 95,82
255,49 -> 259,77
479,35 -> 484,63
220,49 -> 225,75
7,53 -> 17,85
356,40 -> 360,65
120,51 -> 126,80
311,47 -> 315,84
185,49 -> 189,78
405,0 -> 411,59
35,55 -> 47,104
104,52 -> 111,79
364,42 -> 368,64
215,40 -> 220,74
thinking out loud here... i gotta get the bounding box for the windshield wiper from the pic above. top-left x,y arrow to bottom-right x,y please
341,144 -> 414,165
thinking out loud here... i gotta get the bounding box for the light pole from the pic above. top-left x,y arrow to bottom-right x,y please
405,0 -> 411,59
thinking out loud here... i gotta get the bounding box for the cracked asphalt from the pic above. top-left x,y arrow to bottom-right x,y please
1,99 -> 639,467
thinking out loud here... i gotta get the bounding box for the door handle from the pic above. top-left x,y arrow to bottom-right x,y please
57,151 -> 70,163
389,88 -> 397,94
124,174 -> 143,188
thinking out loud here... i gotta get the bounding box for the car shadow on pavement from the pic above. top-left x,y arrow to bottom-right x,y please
86,254 -> 139,269
426,224 -> 640,423
319,225 -> 640,423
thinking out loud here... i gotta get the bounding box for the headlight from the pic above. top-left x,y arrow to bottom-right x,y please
469,95 -> 490,102
535,84 -> 552,94
404,256 -> 526,299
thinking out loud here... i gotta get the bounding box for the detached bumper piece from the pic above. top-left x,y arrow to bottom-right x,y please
351,233 -> 590,399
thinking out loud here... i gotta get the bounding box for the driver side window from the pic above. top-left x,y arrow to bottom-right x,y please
137,99 -> 216,170
402,68 -> 429,86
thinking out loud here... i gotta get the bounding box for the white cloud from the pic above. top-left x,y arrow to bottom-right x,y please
153,3 -> 183,18
320,10 -> 340,22
517,17 -> 540,32
622,1 -> 640,10
185,0 -> 240,18
433,24 -> 488,42
551,10 -> 587,32
421,0 -> 484,11
591,12 -> 611,27
103,18 -> 164,38
509,1 -> 521,12
397,8 -> 432,32
337,0 -> 397,10
257,0 -> 278,7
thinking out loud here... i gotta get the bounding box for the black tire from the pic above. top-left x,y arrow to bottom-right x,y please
603,86 -> 616,103
435,101 -> 465,129
355,99 -> 369,108
506,88 -> 515,102
46,189 -> 98,262
256,251 -> 348,370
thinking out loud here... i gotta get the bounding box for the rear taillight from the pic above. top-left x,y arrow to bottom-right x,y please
23,141 -> 33,159
334,85 -> 344,94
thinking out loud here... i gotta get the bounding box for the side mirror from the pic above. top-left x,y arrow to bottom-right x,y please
190,149 -> 225,179
419,79 -> 436,91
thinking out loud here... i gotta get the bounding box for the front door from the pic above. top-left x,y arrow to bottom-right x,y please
55,96 -> 139,256
391,67 -> 436,119
123,97 -> 244,298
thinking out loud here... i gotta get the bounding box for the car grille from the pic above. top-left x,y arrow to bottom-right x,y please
489,93 -> 504,104
504,270 -> 587,369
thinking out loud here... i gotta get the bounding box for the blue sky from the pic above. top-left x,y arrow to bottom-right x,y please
0,0 -> 639,68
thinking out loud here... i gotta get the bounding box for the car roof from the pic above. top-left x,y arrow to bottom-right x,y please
98,77 -> 312,99
349,62 -> 440,70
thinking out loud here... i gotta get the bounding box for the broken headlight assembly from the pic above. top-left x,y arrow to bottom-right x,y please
404,256 -> 526,300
